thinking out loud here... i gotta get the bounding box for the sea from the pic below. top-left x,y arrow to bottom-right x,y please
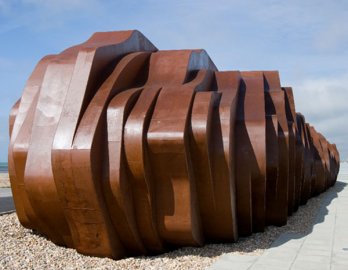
0,162 -> 8,173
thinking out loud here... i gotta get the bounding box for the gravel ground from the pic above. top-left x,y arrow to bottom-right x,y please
0,187 -> 328,270
0,173 -> 10,188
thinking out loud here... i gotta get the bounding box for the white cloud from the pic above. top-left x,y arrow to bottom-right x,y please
293,74 -> 348,159
294,75 -> 348,117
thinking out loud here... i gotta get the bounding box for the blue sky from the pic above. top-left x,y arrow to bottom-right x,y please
1,0 -> 347,161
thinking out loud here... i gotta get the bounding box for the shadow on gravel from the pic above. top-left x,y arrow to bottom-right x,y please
150,180 -> 347,259
121,180 -> 348,260
21,179 -> 346,261
270,180 -> 346,248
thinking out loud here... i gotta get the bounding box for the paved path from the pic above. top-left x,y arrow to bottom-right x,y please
0,187 -> 14,214
209,163 -> 348,270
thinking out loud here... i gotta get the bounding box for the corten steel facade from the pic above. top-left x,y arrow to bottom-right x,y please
8,30 -> 340,259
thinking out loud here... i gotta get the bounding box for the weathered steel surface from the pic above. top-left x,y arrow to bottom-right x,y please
8,30 -> 340,259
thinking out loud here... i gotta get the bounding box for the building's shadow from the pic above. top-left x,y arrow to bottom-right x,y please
143,179 -> 347,260
270,180 -> 346,248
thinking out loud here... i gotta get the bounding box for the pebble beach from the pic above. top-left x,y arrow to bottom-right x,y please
0,185 -> 326,270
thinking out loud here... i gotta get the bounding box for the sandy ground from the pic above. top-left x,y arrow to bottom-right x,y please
0,173 -> 10,188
